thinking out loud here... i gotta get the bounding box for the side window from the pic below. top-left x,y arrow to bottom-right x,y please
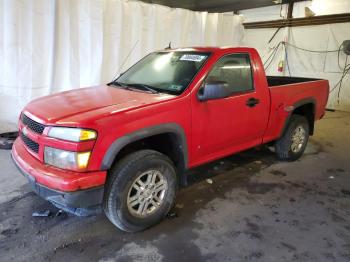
206,53 -> 254,94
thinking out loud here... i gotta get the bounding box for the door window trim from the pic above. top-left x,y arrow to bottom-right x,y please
200,52 -> 256,98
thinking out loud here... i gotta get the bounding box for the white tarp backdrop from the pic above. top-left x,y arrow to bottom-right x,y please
2,0 -> 349,130
241,0 -> 350,111
243,24 -> 350,111
0,0 -> 244,128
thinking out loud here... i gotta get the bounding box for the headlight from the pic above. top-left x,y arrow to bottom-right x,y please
48,127 -> 97,142
44,147 -> 91,171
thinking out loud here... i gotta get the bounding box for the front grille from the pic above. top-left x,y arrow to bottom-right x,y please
21,114 -> 45,134
21,132 -> 39,153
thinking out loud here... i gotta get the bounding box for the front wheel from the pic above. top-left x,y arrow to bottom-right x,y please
275,115 -> 310,161
103,150 -> 177,232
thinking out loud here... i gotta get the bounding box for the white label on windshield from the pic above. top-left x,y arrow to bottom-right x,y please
169,84 -> 183,91
180,54 -> 207,62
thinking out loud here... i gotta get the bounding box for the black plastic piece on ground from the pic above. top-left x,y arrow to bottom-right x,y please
0,131 -> 18,150
50,201 -> 102,217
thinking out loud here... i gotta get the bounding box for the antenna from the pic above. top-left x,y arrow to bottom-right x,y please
111,40 -> 139,80
165,42 -> 171,50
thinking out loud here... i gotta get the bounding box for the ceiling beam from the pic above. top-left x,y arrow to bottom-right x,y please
244,13 -> 350,29
138,0 -> 305,13
195,0 -> 304,13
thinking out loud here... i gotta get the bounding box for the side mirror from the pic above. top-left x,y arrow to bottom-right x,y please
197,81 -> 231,101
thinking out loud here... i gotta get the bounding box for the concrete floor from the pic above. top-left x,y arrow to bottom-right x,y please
1,111 -> 350,262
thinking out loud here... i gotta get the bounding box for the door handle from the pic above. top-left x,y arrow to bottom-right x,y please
246,98 -> 260,107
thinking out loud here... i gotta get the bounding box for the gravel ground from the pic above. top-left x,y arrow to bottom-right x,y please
0,111 -> 350,262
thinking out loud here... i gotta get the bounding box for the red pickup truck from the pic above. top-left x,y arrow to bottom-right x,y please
12,47 -> 329,232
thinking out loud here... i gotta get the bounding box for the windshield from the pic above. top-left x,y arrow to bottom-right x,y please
113,51 -> 210,95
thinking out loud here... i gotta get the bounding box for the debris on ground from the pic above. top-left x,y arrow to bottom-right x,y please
329,176 -> 335,179
341,189 -> 350,195
167,211 -> 178,219
176,203 -> 184,209
1,228 -> 18,237
206,178 -> 213,184
267,146 -> 275,152
32,210 -> 51,217
254,160 -> 263,164
270,170 -> 287,177
53,238 -> 82,252
55,210 -> 64,217
327,168 -> 345,174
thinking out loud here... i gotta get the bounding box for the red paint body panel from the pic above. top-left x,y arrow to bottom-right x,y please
12,47 -> 329,193
263,79 -> 329,143
190,48 -> 271,167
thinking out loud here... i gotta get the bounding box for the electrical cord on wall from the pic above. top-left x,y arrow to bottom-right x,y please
283,42 -> 291,77
337,43 -> 345,70
283,42 -> 339,53
329,62 -> 349,104
263,41 -> 349,104
326,44 -> 348,104
263,42 -> 283,70
264,41 -> 343,69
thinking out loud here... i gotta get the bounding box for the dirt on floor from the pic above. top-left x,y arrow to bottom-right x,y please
0,111 -> 350,262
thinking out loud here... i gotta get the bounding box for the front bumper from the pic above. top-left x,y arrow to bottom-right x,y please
11,138 -> 106,213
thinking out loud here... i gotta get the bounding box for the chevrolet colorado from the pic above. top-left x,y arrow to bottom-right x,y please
12,47 -> 329,232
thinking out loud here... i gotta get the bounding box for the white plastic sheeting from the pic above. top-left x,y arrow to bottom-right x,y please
0,0 -> 244,127
241,0 -> 350,111
296,0 -> 350,17
240,0 -> 350,21
238,4 -> 289,23
244,24 -> 350,111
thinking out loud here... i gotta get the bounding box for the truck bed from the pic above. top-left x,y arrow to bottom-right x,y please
267,76 -> 321,87
263,76 -> 329,143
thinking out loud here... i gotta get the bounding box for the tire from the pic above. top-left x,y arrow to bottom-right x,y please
103,150 -> 177,232
275,115 -> 310,161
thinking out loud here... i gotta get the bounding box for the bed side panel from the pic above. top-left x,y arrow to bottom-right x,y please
263,80 -> 329,143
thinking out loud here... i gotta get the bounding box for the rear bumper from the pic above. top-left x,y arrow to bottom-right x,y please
11,138 -> 106,210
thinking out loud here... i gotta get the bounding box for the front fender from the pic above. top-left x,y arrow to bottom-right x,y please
100,123 -> 188,171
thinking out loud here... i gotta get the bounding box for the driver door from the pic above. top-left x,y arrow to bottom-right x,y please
191,53 -> 269,165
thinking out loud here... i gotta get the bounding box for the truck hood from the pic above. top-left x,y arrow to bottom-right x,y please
24,85 -> 175,124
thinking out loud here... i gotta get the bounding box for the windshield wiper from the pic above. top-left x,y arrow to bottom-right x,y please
108,81 -> 158,94
108,81 -> 128,88
125,83 -> 159,94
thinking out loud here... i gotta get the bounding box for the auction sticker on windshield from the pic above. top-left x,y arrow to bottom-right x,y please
180,54 -> 207,62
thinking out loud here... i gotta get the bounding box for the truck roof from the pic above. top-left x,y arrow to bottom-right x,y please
164,46 -> 257,54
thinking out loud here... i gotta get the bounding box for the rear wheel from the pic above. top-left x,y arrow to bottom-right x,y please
103,150 -> 177,232
275,115 -> 309,161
